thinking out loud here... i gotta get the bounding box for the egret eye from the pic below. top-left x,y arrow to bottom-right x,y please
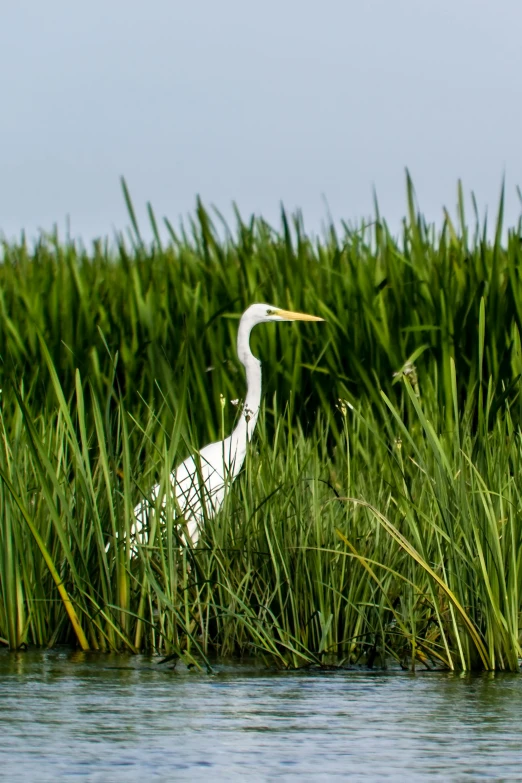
266,309 -> 276,315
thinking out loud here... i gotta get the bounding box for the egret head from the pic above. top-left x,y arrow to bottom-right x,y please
242,303 -> 325,326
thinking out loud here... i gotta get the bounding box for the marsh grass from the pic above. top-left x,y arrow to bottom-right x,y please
1,177 -> 522,670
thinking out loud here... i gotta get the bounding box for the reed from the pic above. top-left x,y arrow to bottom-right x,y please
0,176 -> 521,670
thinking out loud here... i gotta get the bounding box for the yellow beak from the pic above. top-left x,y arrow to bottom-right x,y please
273,308 -> 325,322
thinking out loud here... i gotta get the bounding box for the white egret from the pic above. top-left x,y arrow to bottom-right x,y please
133,303 -> 324,547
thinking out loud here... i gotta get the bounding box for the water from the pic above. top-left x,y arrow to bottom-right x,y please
1,651 -> 522,782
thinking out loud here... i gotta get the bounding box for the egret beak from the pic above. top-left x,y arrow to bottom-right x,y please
273,309 -> 325,322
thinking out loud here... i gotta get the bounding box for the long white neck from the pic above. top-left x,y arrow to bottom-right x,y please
232,316 -> 262,446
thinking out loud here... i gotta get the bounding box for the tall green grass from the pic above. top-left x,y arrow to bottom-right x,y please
0,177 -> 522,670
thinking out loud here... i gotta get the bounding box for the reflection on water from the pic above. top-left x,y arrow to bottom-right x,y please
1,650 -> 521,782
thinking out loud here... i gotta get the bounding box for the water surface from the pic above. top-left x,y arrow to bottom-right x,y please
1,650 -> 521,781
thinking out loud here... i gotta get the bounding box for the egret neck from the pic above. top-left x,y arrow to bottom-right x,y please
233,313 -> 262,450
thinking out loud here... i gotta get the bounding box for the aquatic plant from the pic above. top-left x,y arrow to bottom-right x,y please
0,177 -> 521,671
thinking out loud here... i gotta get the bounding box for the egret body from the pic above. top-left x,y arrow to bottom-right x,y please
133,304 -> 323,546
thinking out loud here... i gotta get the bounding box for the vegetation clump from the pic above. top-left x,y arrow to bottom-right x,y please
1,178 -> 522,672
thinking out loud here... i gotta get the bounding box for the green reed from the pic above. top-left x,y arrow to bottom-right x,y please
0,176 -> 521,670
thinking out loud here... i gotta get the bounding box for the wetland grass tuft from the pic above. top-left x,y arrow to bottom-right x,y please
1,177 -> 522,670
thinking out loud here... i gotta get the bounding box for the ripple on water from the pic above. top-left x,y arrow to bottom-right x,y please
1,651 -> 521,782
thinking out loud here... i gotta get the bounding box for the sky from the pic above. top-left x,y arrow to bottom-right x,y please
1,0 -> 521,243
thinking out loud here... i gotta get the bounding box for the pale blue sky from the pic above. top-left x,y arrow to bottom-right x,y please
1,0 -> 521,242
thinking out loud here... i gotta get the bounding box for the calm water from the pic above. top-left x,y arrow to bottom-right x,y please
1,651 -> 521,782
